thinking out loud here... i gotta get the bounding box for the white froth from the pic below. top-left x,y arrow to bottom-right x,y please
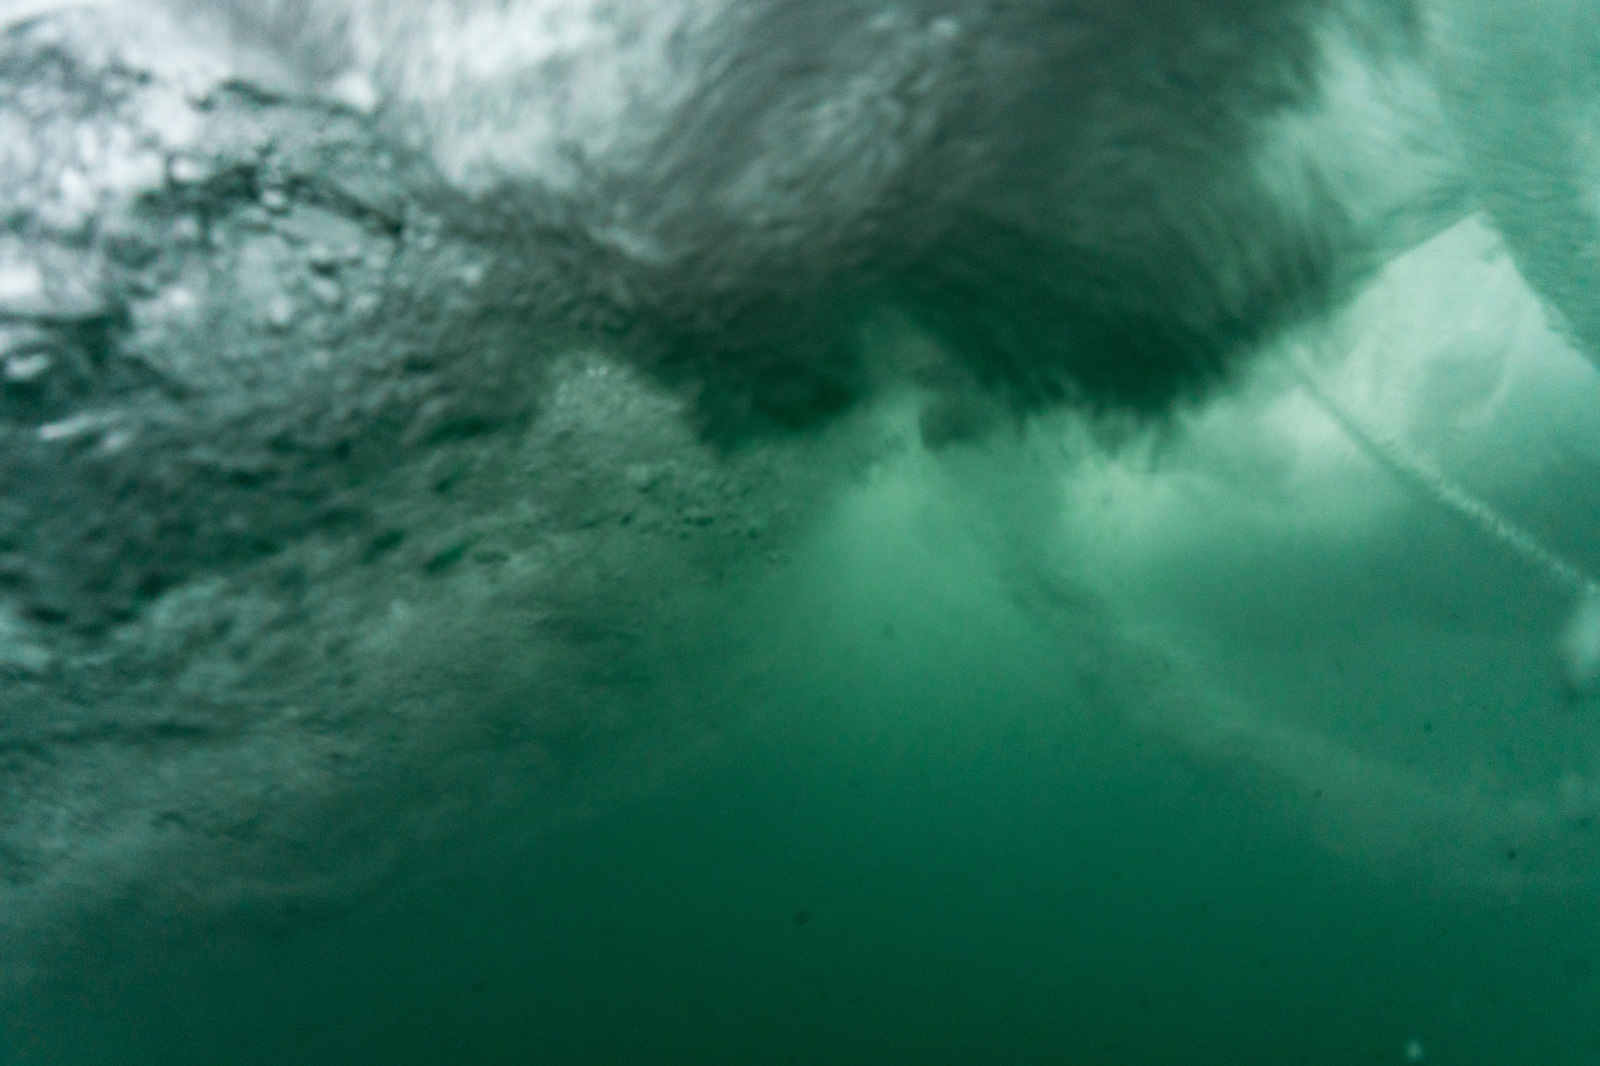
338,0 -> 728,194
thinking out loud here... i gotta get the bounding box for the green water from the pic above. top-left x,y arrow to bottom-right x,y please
5,5 -> 1600,1056
10,406 -> 1600,1065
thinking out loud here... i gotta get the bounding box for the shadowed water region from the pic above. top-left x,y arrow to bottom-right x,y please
12,422 -> 1600,1064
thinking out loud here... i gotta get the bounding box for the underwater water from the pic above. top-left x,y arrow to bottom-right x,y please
3,1 -> 1600,1063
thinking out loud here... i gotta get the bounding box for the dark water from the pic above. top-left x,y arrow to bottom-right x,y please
11,377 -> 1600,1064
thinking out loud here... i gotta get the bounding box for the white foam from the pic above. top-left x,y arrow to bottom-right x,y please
337,0 -> 729,194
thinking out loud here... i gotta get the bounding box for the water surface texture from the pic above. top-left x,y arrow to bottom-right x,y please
1,2 -> 1600,1063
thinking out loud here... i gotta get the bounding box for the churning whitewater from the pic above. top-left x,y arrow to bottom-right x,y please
0,1 -> 1599,1062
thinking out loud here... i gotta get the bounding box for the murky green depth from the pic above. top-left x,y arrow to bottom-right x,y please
11,417 -> 1600,1065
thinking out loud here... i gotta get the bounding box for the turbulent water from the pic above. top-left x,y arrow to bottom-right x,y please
1,1 -> 1600,1063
